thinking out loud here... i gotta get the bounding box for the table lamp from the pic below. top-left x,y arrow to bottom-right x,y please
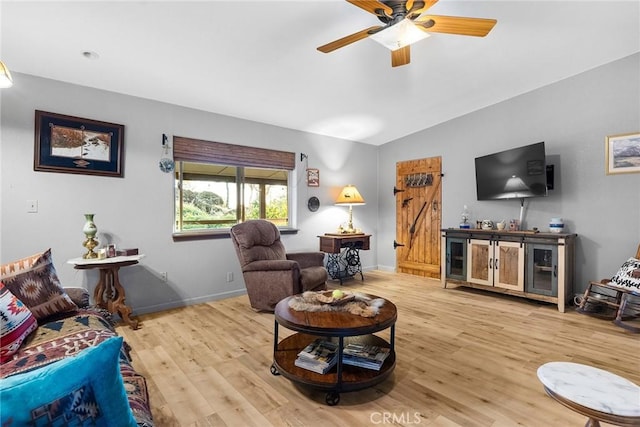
335,185 -> 365,233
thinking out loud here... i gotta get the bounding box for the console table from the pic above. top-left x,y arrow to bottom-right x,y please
68,254 -> 144,329
271,293 -> 396,405
441,229 -> 576,312
318,234 -> 371,284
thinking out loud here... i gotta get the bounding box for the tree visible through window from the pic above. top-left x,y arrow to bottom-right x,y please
172,136 -> 295,235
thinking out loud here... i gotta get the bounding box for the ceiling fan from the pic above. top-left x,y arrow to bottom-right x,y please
317,0 -> 497,67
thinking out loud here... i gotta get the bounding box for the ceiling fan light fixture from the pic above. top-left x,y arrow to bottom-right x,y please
369,19 -> 429,51
0,60 -> 14,88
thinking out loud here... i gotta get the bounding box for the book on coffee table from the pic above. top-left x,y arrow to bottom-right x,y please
342,343 -> 390,371
295,339 -> 338,374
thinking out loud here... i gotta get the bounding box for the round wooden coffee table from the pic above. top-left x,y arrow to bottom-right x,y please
537,362 -> 640,427
271,293 -> 397,405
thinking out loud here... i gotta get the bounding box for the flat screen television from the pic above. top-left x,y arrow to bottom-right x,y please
475,142 -> 548,201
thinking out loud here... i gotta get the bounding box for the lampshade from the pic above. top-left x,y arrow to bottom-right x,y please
370,19 -> 430,51
0,61 -> 13,88
335,185 -> 366,206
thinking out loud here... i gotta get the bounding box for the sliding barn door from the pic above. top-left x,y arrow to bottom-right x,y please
396,157 -> 442,278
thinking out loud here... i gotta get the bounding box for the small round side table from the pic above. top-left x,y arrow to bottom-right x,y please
537,361 -> 640,427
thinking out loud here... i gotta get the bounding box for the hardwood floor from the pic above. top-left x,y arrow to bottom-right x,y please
116,271 -> 640,427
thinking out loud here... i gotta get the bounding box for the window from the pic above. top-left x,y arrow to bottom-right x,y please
172,137 -> 295,236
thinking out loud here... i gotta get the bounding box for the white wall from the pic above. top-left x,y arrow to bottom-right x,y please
377,53 -> 640,293
0,73 -> 379,314
2,54 -> 638,315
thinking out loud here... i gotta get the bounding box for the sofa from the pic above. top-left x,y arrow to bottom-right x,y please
0,249 -> 153,426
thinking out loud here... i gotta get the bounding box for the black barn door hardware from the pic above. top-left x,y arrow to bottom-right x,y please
393,240 -> 405,249
409,202 -> 428,249
393,186 -> 405,195
402,197 -> 413,207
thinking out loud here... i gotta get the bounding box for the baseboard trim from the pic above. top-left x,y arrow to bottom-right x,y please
132,289 -> 247,316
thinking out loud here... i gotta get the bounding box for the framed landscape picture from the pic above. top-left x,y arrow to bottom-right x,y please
34,110 -> 124,177
606,132 -> 640,175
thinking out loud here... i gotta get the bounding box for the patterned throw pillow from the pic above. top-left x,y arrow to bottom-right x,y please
610,257 -> 640,291
0,249 -> 77,321
0,336 -> 137,427
0,282 -> 38,362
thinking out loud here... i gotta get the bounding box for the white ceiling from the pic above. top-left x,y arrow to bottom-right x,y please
2,1 -> 639,146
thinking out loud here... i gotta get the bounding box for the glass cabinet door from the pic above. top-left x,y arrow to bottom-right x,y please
526,243 -> 558,296
446,238 -> 467,280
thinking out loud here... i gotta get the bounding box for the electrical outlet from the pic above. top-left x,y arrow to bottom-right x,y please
27,200 -> 38,213
160,272 -> 168,282
226,272 -> 234,282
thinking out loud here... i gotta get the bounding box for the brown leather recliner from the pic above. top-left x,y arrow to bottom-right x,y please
230,219 -> 328,311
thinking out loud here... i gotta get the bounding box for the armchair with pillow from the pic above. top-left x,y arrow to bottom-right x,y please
576,244 -> 640,333
230,220 -> 328,311
0,249 -> 153,426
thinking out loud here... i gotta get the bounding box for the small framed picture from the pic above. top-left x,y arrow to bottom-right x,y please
606,132 -> 640,175
106,244 -> 116,258
307,168 -> 319,187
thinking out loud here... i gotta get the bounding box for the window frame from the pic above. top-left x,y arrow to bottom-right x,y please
171,136 -> 297,239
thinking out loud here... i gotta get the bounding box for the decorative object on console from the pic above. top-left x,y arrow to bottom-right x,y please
459,205 -> 471,229
0,60 -> 13,88
549,217 -> 564,233
481,220 -> 494,230
335,185 -> 366,234
82,213 -> 99,259
159,133 -> 175,173
496,220 -> 506,230
605,132 -> 640,175
34,110 -> 124,178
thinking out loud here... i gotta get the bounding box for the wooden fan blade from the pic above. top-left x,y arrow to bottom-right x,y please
347,0 -> 393,16
317,26 -> 382,53
391,45 -> 410,67
416,15 -> 497,37
408,0 -> 439,16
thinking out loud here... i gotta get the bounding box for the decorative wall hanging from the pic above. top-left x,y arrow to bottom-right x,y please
34,110 -> 124,177
307,196 -> 320,212
159,133 -> 175,173
404,173 -> 433,187
307,168 -> 320,187
606,132 -> 640,175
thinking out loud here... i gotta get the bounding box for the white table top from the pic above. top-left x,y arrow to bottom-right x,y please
537,362 -> 640,417
67,254 -> 145,266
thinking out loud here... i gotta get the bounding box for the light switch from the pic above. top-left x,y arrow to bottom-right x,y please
27,200 -> 38,213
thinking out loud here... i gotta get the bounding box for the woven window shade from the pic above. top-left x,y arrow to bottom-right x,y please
173,136 -> 295,170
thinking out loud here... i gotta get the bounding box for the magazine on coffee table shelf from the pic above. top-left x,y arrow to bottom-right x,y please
295,339 -> 338,374
342,343 -> 390,371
